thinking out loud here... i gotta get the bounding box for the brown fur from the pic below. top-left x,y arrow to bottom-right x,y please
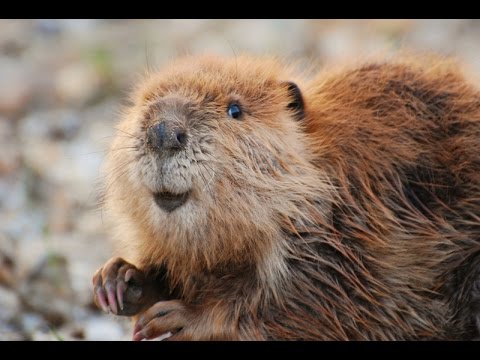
101,54 -> 480,340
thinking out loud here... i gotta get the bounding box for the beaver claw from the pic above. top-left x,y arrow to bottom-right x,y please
92,257 -> 146,316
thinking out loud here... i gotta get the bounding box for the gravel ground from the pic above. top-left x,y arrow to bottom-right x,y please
1,19 -> 480,341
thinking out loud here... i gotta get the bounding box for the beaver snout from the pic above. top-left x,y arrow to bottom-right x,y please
146,121 -> 188,153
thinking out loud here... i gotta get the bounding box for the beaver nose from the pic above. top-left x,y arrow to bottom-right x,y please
147,121 -> 187,152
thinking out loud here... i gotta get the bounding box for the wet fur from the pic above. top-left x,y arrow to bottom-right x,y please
102,54 -> 480,340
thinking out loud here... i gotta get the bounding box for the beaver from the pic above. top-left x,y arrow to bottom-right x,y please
92,54 -> 480,340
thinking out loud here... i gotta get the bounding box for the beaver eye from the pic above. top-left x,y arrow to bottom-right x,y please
227,103 -> 242,119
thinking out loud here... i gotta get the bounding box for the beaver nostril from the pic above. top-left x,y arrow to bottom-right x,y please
147,122 -> 187,152
176,131 -> 187,146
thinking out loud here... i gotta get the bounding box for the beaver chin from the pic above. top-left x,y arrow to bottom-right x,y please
153,190 -> 191,212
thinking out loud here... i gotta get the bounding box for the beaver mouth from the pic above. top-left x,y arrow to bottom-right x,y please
153,190 -> 191,212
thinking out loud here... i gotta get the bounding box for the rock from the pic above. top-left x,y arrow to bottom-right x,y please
9,212 -> 47,278
55,63 -> 101,106
19,312 -> 46,334
0,20 -> 30,58
19,253 -> 75,327
0,321 -> 24,340
225,20 -> 279,54
317,25 -> 361,62
59,19 -> 100,36
30,330 -> 61,341
83,317 -> 127,341
0,175 -> 26,214
19,108 -> 81,142
18,107 -> 107,205
0,118 -> 21,176
43,233 -> 112,309
408,20 -> 466,52
0,237 -> 16,288
0,286 -> 20,321
0,264 -> 15,289
0,59 -> 34,117
47,188 -> 73,234
74,210 -> 104,235
29,321 -> 79,341
35,19 -> 63,37
70,326 -> 85,340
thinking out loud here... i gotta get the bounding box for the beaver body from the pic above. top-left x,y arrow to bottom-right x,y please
93,55 -> 480,340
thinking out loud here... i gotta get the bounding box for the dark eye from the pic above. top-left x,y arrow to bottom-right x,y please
227,103 -> 242,119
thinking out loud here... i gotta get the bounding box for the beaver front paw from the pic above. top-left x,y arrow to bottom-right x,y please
132,300 -> 193,341
92,257 -> 148,316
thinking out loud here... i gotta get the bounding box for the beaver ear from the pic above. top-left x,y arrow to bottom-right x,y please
283,81 -> 305,121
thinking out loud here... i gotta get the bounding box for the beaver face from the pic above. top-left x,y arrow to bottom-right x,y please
124,57 -> 304,206
106,55 -> 318,258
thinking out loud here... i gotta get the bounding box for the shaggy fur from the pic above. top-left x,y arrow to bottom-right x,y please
100,54 -> 480,340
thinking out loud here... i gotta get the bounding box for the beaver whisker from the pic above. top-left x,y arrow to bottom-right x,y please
201,163 -> 216,193
114,127 -> 143,141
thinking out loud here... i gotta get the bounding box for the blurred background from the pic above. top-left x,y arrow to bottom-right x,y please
1,19 -> 480,341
